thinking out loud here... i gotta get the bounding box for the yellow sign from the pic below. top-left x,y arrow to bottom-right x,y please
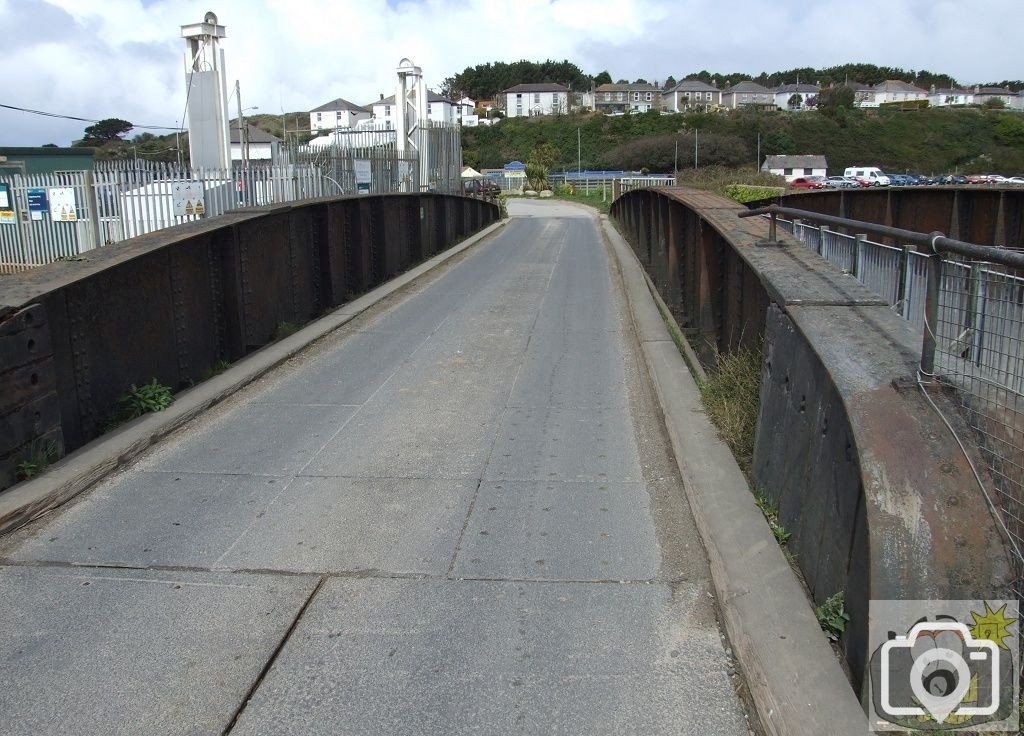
0,209 -> 15,225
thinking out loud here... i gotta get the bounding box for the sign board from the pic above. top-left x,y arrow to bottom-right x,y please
354,159 -> 372,194
172,181 -> 206,217
49,187 -> 77,222
0,183 -> 13,224
27,188 -> 48,221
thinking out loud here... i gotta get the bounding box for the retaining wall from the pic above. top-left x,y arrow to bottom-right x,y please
611,187 -> 1013,694
0,193 -> 498,490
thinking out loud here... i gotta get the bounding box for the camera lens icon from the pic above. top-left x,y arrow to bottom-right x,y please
880,621 -> 1000,724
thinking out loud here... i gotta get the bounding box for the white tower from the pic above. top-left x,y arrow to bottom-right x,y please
181,12 -> 230,170
395,58 -> 429,191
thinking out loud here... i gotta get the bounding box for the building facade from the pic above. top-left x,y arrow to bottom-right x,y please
501,83 -> 570,117
720,81 -> 774,109
309,98 -> 371,133
664,80 -> 721,112
593,83 -> 664,114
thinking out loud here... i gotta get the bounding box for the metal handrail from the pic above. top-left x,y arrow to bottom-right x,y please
737,203 -> 1024,376
740,204 -> 1024,269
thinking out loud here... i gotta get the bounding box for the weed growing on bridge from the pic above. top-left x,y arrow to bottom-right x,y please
15,440 -> 63,481
108,378 -> 174,429
815,592 -> 850,642
273,322 -> 301,341
754,492 -> 792,545
697,344 -> 763,476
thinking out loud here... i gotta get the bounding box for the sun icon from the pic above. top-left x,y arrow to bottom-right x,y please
969,602 -> 1018,650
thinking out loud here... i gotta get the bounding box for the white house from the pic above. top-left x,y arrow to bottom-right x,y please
229,121 -> 280,161
455,96 -> 475,124
772,83 -> 820,110
863,80 -> 928,107
501,83 -> 570,117
370,90 -> 458,128
664,80 -> 721,113
761,154 -> 828,182
973,85 -> 1019,108
928,86 -> 974,107
309,98 -> 371,133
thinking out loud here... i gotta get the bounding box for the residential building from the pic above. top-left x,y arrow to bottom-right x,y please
720,81 -> 774,109
593,83 -> 663,114
309,98 -> 371,133
501,83 -> 570,117
229,120 -> 281,161
370,90 -> 459,129
664,80 -> 721,113
928,86 -> 974,107
842,81 -> 875,107
863,80 -> 928,107
455,97 -> 476,124
973,85 -> 1019,108
761,154 -> 828,182
772,83 -> 820,110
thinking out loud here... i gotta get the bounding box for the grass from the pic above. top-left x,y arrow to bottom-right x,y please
553,188 -> 612,214
106,378 -> 174,429
754,491 -> 792,545
273,321 -> 301,341
696,344 -> 764,477
15,440 -> 63,481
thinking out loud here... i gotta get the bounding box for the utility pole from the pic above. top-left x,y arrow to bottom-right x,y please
694,128 -> 698,169
674,138 -> 679,173
756,132 -> 760,171
577,127 -> 581,174
235,80 -> 248,167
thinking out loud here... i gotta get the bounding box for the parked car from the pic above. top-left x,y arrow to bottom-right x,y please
939,174 -> 967,185
966,174 -> 992,184
887,174 -> 916,186
989,175 -> 1009,184
1007,176 -> 1024,186
789,176 -> 826,189
822,176 -> 860,188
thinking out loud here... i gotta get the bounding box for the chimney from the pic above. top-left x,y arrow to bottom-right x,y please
380,93 -> 384,100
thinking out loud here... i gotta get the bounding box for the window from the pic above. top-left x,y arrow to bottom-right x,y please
316,112 -> 322,120
645,92 -> 652,101
384,105 -> 391,117
633,92 -> 640,101
516,106 -> 523,116
784,168 -> 793,175
603,92 -> 611,101
706,92 -> 712,100
534,93 -> 540,104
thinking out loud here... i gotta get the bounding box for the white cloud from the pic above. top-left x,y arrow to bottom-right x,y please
1,0 -> 1021,145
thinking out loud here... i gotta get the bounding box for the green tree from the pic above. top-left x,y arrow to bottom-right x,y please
79,118 -> 133,144
994,115 -> 1024,146
664,75 -> 677,90
815,86 -> 856,116
593,70 -> 612,86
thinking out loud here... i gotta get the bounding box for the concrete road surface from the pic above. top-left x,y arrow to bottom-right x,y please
0,198 -> 752,735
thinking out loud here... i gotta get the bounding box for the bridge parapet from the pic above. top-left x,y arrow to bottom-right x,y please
0,193 -> 498,490
611,187 -> 1013,695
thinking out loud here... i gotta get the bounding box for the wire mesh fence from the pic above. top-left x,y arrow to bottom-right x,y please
0,123 -> 462,272
778,215 -> 1024,599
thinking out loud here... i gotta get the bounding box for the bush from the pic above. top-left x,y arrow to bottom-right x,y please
723,183 -> 785,203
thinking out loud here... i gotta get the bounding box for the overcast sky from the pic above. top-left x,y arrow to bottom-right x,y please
1,0 -> 1021,146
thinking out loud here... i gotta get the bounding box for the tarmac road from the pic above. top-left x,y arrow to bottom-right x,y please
0,198 -> 751,735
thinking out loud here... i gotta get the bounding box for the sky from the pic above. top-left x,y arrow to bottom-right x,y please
0,0 -> 1021,146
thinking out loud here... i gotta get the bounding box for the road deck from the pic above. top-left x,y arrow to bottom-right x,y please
0,199 -> 749,735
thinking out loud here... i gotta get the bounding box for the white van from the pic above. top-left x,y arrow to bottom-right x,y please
843,167 -> 890,186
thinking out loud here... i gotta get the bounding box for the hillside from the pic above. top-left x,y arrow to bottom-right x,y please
461,107 -> 1024,175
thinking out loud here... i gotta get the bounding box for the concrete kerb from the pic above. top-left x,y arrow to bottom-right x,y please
599,215 -> 865,736
0,219 -> 508,536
